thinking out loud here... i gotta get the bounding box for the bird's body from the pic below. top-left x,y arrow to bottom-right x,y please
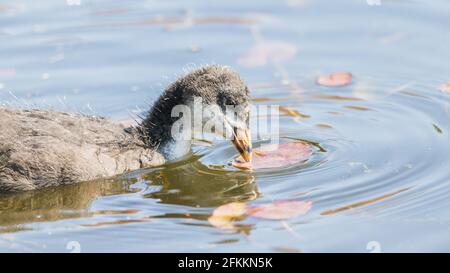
0,108 -> 164,192
0,65 -> 252,192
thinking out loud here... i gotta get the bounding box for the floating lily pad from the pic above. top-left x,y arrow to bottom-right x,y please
233,142 -> 312,170
317,72 -> 352,87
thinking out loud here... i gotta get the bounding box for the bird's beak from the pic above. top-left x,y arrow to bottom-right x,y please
231,127 -> 252,162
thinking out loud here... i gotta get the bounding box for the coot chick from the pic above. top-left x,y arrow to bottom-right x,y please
0,65 -> 252,192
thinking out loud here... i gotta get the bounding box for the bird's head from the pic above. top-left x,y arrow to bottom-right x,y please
140,65 -> 252,162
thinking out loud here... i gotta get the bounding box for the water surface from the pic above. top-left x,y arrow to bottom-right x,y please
1,0 -> 450,252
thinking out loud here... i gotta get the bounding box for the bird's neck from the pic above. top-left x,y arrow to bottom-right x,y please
158,139 -> 192,161
142,117 -> 192,161
139,87 -> 193,161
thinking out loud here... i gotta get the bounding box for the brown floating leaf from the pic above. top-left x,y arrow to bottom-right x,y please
438,83 -> 450,93
233,142 -> 311,170
247,200 -> 312,220
316,72 -> 352,87
208,202 -> 247,229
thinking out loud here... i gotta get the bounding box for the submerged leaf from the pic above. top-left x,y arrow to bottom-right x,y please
237,41 -> 298,67
209,200 -> 312,229
233,142 -> 311,170
316,72 -> 352,87
208,202 -> 247,229
247,200 -> 312,220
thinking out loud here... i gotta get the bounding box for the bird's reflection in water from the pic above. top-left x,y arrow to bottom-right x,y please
0,178 -> 137,231
142,155 -> 260,207
141,156 -> 258,235
0,155 -> 259,232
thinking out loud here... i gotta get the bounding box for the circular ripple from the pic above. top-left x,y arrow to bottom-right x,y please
171,76 -> 450,221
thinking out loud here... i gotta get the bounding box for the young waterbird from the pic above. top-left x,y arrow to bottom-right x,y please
0,65 -> 252,192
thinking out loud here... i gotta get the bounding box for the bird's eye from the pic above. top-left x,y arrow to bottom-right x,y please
217,94 -> 234,110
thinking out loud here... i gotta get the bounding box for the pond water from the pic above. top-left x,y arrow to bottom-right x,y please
1,0 -> 450,252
